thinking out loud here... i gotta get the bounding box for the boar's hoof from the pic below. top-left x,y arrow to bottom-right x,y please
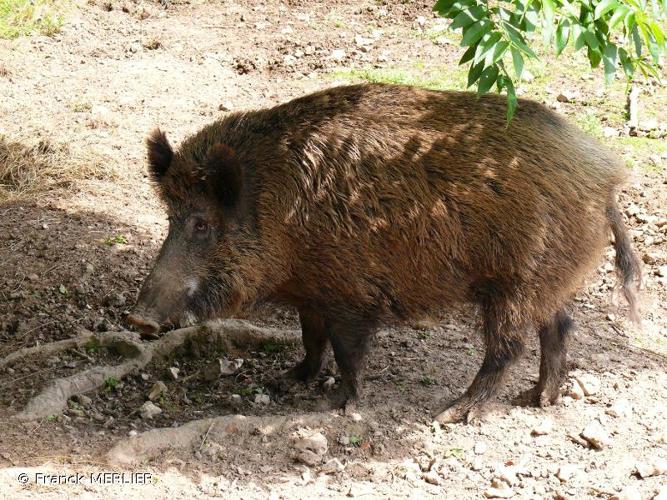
433,399 -> 486,425
267,362 -> 319,394
125,313 -> 161,340
537,387 -> 562,408
317,384 -> 358,413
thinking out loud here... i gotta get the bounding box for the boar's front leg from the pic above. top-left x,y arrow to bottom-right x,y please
325,313 -> 376,411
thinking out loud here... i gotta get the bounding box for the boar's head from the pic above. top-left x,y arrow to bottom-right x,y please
126,129 -> 265,336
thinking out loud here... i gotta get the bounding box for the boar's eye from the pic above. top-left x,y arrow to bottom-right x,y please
194,219 -> 209,233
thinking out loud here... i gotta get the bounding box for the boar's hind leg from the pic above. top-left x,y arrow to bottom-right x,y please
435,300 -> 526,424
325,314 -> 376,411
286,308 -> 330,383
536,309 -> 572,407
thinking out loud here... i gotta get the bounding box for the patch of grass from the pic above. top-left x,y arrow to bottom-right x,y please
330,64 -> 467,92
444,447 -> 465,459
46,414 -> 57,422
0,0 -> 66,39
105,234 -> 128,246
348,434 -> 362,446
70,101 -> 92,113
575,112 -> 604,139
261,341 -> 286,354
104,376 -> 119,391
0,134 -> 114,202
420,376 -> 436,386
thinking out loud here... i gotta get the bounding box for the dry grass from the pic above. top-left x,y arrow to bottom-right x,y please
0,0 -> 67,39
0,135 -> 113,202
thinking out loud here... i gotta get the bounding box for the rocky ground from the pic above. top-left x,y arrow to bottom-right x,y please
0,0 -> 666,498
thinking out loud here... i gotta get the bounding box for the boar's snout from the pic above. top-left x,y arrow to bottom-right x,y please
125,312 -> 161,338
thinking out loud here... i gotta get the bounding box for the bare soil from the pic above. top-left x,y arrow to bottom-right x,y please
0,1 -> 666,498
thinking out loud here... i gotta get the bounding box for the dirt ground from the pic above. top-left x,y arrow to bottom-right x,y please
1,0 -> 666,498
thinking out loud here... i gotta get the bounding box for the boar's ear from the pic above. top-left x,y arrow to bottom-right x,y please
146,128 -> 173,181
206,143 -> 243,209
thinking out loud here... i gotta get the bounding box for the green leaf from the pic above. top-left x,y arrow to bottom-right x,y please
555,19 -> 571,55
467,60 -> 486,87
584,29 -> 600,49
477,65 -> 500,94
502,21 -> 538,58
543,0 -> 556,22
474,31 -> 502,63
594,0 -> 620,19
511,46 -> 524,78
433,0 -> 458,15
631,25 -> 642,56
450,6 -> 487,30
59,284 -> 67,295
603,43 -> 618,84
624,11 -> 636,32
587,45 -> 602,67
618,47 -> 634,77
489,40 -> 510,65
649,21 -> 666,47
461,20 -> 492,46
459,44 -> 478,65
573,24 -> 587,50
608,5 -> 630,29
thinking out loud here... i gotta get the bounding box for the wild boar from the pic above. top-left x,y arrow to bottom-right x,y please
126,84 -> 640,423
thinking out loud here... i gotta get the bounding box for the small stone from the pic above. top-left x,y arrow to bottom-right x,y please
531,418 -> 553,436
76,394 -> 92,406
85,263 -> 94,274
139,401 -> 162,419
203,442 -> 223,459
321,458 -> 345,474
485,478 -> 514,498
556,464 -> 578,482
322,376 -> 336,391
657,265 -> 667,278
474,441 -> 488,455
354,34 -> 373,47
423,470 -> 441,485
606,398 -> 632,418
129,41 -> 141,53
254,394 -> 270,405
581,420 -> 612,449
128,430 -> 138,437
574,373 -> 601,396
606,313 -> 616,321
148,381 -> 167,401
330,49 -> 346,61
167,367 -> 180,380
140,373 -> 150,381
338,435 -> 350,446
521,70 -> 535,82
635,458 -> 667,478
27,273 -> 39,282
204,358 -> 243,381
230,394 -> 241,403
292,430 -> 328,455
283,54 -> 297,66
611,486 -> 642,500
625,204 -> 640,217
568,379 -> 585,400
603,126 -> 619,138
218,101 -> 234,111
295,449 -> 322,466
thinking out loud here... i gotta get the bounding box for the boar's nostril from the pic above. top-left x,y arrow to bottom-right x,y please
126,313 -> 161,338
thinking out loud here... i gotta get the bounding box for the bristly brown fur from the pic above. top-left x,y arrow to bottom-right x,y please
137,83 -> 641,422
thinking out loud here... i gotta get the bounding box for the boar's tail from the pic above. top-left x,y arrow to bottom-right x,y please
607,199 -> 642,324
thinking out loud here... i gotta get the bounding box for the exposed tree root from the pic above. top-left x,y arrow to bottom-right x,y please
107,412 -> 336,465
6,320 -> 299,421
